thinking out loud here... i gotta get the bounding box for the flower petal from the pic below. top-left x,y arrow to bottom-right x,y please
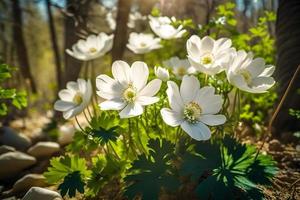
260,65 -> 275,77
199,95 -> 223,115
166,81 -> 184,113
54,100 -> 75,111
199,36 -> 214,52
187,35 -> 201,59
131,61 -> 149,91
136,96 -> 159,105
66,81 -> 79,91
112,60 -> 131,84
247,58 -> 266,77
161,108 -> 183,127
119,103 -> 143,118
58,89 -> 74,101
100,99 -> 126,110
77,79 -> 87,94
139,79 -> 162,97
180,75 -> 200,103
199,114 -> 226,126
181,121 -> 211,141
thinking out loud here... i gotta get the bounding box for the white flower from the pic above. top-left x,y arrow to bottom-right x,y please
155,66 -> 169,81
106,11 -> 116,30
127,11 -> 147,28
54,79 -> 92,119
161,75 -> 226,141
226,50 -> 275,93
215,16 -> 226,25
149,16 -> 186,40
186,35 -> 234,75
66,33 -> 114,61
127,33 -> 162,54
96,61 -> 162,118
163,56 -> 196,79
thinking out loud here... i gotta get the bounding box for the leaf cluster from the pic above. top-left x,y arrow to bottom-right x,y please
180,136 -> 278,200
124,138 -> 180,200
44,155 -> 91,197
0,63 -> 27,116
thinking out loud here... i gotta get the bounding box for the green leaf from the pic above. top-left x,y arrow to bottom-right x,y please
124,138 -> 180,200
86,155 -> 126,197
85,112 -> 120,145
58,171 -> 85,198
0,103 -> 8,116
179,136 -> 278,199
44,155 -> 91,197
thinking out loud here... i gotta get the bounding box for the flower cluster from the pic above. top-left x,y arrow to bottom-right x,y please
57,14 -> 275,142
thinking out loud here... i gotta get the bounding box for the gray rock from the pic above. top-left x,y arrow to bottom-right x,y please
0,127 -> 31,151
3,174 -> 47,196
0,145 -> 16,154
0,152 -> 36,180
22,187 -> 62,200
58,125 -> 75,146
269,139 -> 283,151
27,142 -> 60,158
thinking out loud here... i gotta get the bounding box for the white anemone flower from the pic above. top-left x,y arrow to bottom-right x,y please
106,11 -> 116,30
127,33 -> 162,54
96,61 -> 162,118
163,56 -> 196,79
54,79 -> 92,119
66,33 -> 114,61
226,50 -> 275,93
149,16 -> 186,40
161,75 -> 226,141
186,35 -> 234,75
127,11 -> 147,28
154,66 -> 169,81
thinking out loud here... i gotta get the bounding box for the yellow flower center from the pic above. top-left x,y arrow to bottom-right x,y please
140,42 -> 147,47
73,93 -> 83,105
177,67 -> 187,77
201,53 -> 213,65
123,85 -> 137,103
239,69 -> 252,84
184,101 -> 202,123
89,47 -> 97,53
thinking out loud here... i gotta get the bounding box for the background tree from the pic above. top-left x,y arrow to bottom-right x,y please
11,0 -> 37,93
63,0 -> 93,86
111,0 -> 132,61
46,0 -> 63,91
274,0 -> 300,133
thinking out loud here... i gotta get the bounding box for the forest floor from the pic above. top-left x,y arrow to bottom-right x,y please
2,115 -> 300,200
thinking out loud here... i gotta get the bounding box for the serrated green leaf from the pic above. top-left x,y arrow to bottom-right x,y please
124,138 -> 180,200
58,171 -> 85,198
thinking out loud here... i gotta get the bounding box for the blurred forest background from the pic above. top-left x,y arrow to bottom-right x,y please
0,0 -> 282,121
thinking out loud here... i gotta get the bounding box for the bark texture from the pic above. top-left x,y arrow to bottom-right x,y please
274,0 -> 300,133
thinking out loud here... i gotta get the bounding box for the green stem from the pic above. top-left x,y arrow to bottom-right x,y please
75,116 -> 85,132
109,142 -> 121,160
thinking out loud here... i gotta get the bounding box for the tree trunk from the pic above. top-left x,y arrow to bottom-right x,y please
274,0 -> 300,134
46,0 -> 62,90
11,0 -> 37,93
111,0 -> 132,62
63,0 -> 92,86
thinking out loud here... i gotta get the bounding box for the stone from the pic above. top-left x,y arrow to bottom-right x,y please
0,127 -> 31,151
58,125 -> 75,146
22,187 -> 62,200
27,142 -> 60,158
269,139 -> 283,151
0,145 -> 16,154
3,174 -> 48,195
0,152 -> 36,180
